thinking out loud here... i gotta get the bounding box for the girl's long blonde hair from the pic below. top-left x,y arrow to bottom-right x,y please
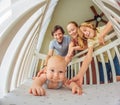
77,27 -> 86,48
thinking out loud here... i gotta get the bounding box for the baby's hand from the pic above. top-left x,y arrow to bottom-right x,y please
72,86 -> 83,95
29,86 -> 46,96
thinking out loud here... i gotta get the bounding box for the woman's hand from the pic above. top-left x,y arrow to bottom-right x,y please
67,47 -> 75,57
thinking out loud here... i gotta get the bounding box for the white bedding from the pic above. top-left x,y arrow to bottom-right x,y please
0,79 -> 120,105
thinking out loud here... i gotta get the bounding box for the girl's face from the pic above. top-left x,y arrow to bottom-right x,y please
67,23 -> 78,39
80,26 -> 95,39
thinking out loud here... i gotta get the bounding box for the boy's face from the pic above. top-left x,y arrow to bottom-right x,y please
80,26 -> 95,39
53,29 -> 64,44
67,23 -> 78,39
46,56 -> 66,82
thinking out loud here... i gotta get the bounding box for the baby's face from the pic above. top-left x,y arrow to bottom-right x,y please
46,56 -> 66,82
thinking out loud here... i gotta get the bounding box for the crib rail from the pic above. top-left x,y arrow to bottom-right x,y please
36,32 -> 120,85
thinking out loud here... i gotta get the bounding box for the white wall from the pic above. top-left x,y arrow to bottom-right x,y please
40,0 -> 108,54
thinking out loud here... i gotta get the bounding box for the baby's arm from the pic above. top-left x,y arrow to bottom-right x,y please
29,74 -> 47,96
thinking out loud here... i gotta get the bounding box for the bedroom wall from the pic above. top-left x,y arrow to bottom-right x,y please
40,0 -> 108,54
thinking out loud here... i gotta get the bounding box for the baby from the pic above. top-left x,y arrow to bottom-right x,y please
29,55 -> 82,96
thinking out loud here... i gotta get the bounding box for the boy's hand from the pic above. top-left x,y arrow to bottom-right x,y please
29,86 -> 46,96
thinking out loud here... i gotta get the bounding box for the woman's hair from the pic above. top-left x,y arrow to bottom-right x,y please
51,25 -> 65,36
67,21 -> 78,27
77,27 -> 86,48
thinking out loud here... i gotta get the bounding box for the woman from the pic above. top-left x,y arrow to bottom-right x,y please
66,21 -> 87,58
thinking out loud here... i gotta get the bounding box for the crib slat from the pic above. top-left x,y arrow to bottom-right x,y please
93,55 -> 100,84
100,53 -> 108,84
88,64 -> 93,85
107,49 -> 117,82
114,46 -> 120,63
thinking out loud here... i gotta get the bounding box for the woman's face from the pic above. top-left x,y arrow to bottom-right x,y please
80,26 -> 95,39
67,23 -> 78,39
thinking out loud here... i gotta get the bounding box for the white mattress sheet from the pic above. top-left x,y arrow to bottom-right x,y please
0,79 -> 120,105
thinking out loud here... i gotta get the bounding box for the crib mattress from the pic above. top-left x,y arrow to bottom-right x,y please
0,79 -> 120,105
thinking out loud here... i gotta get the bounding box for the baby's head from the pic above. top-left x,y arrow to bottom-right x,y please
46,55 -> 67,82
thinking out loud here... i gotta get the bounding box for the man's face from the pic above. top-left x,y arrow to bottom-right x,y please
53,29 -> 64,43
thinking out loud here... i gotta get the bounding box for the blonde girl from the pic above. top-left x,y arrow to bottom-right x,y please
71,21 -> 120,85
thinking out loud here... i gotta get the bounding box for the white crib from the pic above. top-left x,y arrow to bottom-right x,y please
0,0 -> 120,105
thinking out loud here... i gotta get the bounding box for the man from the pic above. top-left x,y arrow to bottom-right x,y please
43,25 -> 71,67
36,25 -> 71,77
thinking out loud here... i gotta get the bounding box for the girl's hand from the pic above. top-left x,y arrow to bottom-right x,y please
70,74 -> 83,87
98,35 -> 105,45
72,85 -> 83,95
